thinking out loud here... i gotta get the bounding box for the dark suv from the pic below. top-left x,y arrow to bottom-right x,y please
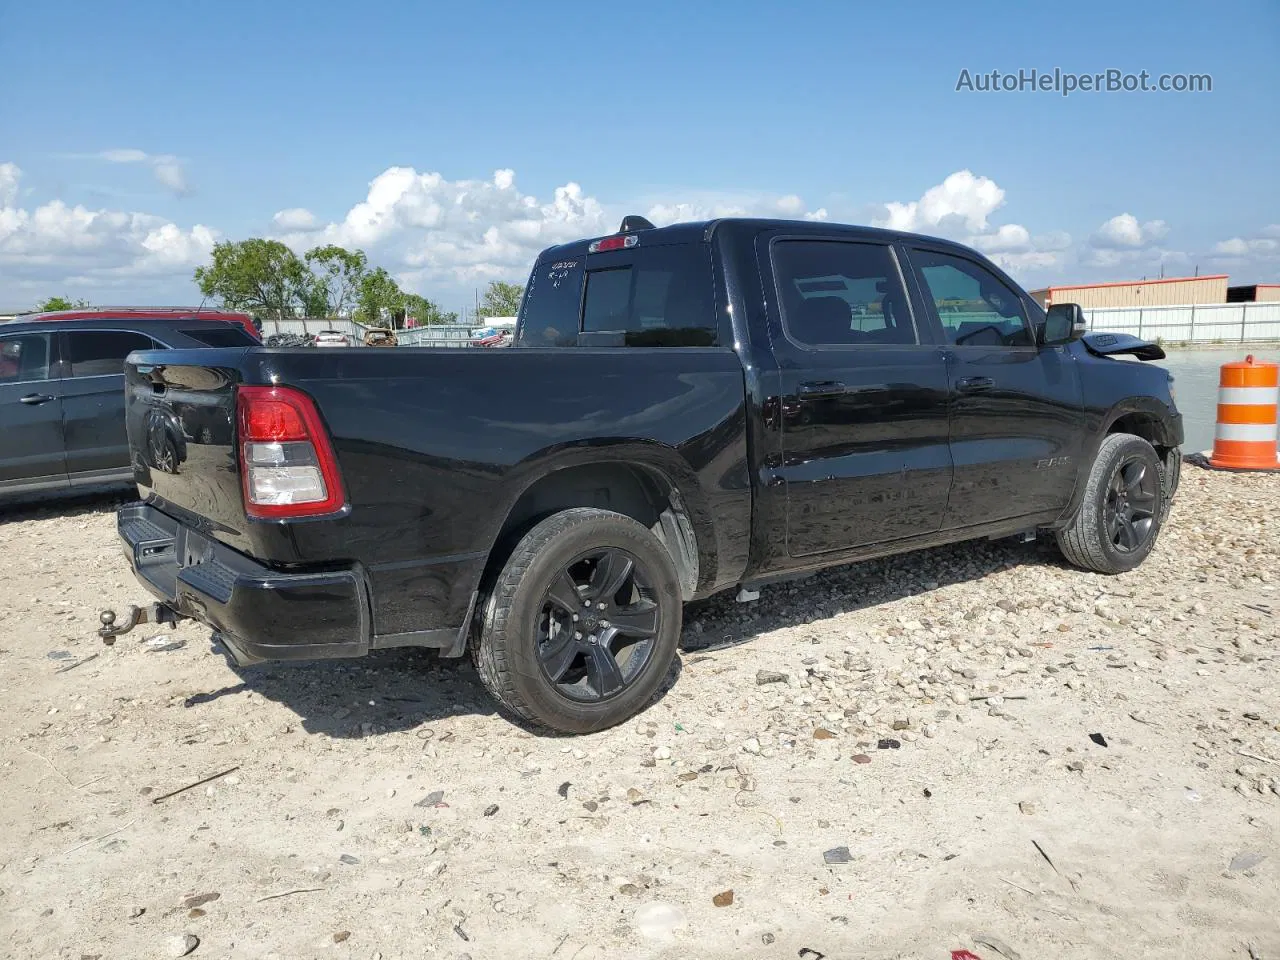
1,314 -> 259,499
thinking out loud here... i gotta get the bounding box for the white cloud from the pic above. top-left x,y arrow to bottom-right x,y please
274,167 -> 614,286
968,226 -> 1072,275
4,156 -> 1264,308
1090,213 -> 1169,250
273,207 -> 318,230
970,223 -> 1032,253
643,190 -> 827,227
875,170 -> 1005,233
0,162 -> 18,207
100,148 -> 149,164
98,148 -> 190,196
1078,213 -> 1179,270
0,163 -> 217,300
775,194 -> 804,215
1208,226 -> 1280,276
1212,236 -> 1278,257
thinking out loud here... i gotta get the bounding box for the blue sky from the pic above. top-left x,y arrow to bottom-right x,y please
1,0 -> 1277,314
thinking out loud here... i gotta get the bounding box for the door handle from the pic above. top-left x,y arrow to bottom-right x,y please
19,393 -> 55,405
798,380 -> 848,398
956,376 -> 995,392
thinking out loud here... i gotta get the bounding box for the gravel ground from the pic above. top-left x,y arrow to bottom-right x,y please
1,464 -> 1278,960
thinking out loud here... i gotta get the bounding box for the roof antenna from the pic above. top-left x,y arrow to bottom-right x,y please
619,215 -> 656,233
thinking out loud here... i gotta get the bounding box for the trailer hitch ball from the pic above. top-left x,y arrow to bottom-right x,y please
98,602 -> 182,644
99,605 -> 143,644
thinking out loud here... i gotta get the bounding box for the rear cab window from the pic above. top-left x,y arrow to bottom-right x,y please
517,241 -> 716,347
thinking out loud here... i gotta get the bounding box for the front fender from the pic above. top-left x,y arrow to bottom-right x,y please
1055,396 -> 1183,526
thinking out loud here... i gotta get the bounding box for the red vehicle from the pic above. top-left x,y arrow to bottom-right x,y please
21,306 -> 260,343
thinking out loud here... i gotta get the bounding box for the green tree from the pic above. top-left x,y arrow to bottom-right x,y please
477,280 -> 524,319
194,239 -> 309,319
355,267 -> 404,326
303,245 -> 368,318
35,296 -> 90,311
402,293 -> 458,326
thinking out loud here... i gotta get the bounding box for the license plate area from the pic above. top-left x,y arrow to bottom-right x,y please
180,529 -> 212,569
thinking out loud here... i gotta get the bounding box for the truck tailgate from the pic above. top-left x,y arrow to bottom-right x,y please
124,348 -> 253,546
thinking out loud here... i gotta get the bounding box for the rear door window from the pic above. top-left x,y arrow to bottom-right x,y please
180,325 -> 258,347
771,240 -> 918,346
0,333 -> 52,383
65,330 -> 159,378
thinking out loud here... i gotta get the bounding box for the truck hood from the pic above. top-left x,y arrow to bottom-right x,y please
1080,331 -> 1166,362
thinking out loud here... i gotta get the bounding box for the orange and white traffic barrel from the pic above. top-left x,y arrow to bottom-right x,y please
1209,355 -> 1280,471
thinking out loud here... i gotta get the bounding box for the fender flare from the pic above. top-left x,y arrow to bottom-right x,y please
479,439 -> 720,595
1056,397 -> 1182,526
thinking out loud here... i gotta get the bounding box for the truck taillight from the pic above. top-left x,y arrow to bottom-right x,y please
236,385 -> 345,519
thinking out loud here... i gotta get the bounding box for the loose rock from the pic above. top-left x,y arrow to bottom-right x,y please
166,934 -> 199,958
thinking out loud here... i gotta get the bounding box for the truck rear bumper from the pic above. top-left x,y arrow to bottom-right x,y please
118,502 -> 371,665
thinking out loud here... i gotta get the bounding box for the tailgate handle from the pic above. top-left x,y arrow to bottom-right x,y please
798,380 -> 848,398
19,393 -> 55,405
956,376 -> 995,392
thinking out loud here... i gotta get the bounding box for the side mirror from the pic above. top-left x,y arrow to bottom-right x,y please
1042,302 -> 1086,346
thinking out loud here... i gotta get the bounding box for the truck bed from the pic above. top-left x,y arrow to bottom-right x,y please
123,345 -> 751,642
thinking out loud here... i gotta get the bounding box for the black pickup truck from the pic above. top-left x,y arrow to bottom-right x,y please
113,217 -> 1182,732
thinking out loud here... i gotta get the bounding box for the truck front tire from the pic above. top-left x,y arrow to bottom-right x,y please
1056,432 -> 1166,574
472,508 -> 683,734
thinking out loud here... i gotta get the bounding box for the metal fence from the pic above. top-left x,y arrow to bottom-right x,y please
1082,301 -> 1280,343
395,325 -> 478,348
257,318 -> 503,348
258,317 -> 367,340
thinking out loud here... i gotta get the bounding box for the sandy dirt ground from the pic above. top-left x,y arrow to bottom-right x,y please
1,464 -> 1279,960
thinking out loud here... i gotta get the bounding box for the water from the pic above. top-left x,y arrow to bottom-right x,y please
1152,348 -> 1280,453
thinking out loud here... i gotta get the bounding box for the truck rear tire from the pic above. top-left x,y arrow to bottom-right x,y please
1056,432 -> 1166,574
472,508 -> 683,734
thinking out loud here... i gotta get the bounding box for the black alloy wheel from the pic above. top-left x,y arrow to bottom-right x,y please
536,547 -> 660,701
1104,455 -> 1159,552
471,508 -> 683,734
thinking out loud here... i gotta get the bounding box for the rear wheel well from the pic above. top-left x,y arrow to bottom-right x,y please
486,463 -> 699,600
